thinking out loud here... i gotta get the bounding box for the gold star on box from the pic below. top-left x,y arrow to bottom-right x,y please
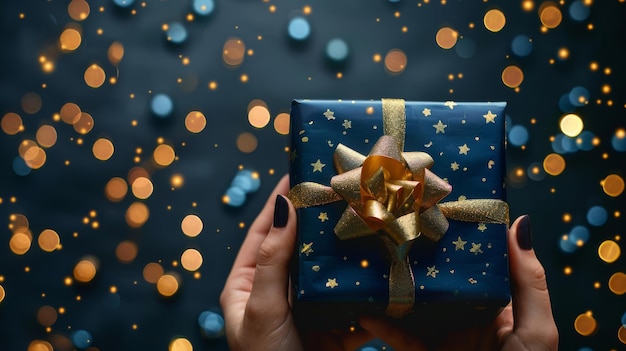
426,265 -> 439,278
478,223 -> 487,232
422,108 -> 431,116
310,159 -> 326,172
301,242 -> 314,256
452,236 -> 467,250
318,212 -> 329,222
326,278 -> 338,288
458,144 -> 470,155
444,101 -> 457,109
483,110 -> 497,123
342,119 -> 351,129
323,109 -> 336,120
433,120 -> 447,134
470,243 -> 483,255
450,161 -> 460,171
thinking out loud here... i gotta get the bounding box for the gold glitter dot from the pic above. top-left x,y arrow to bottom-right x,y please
74,257 -> 98,283
240,74 -> 249,83
543,153 -> 566,176
1,112 -> 23,135
38,229 -> 60,252
153,144 -> 176,166
501,65 -> 524,88
68,0 -> 90,21
384,49 -> 407,74
483,9 -> 506,32
181,249 -> 203,271
59,28 -> 82,51
557,47 -> 569,60
564,266 -> 572,275
521,0 -> 534,11
598,240 -> 621,263
236,132 -> 258,153
116,241 -> 138,263
170,174 -> 184,188
372,53 -> 382,63
157,274 -> 179,297
602,174 -> 625,197
169,337 -> 192,351
143,263 -> 164,284
93,138 -> 115,161
84,64 -> 107,88
181,214 -> 203,237
435,27 -> 458,49
539,3 -> 562,29
126,202 -> 150,228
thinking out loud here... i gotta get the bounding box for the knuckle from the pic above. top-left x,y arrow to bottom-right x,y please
528,262 -> 549,291
257,239 -> 281,266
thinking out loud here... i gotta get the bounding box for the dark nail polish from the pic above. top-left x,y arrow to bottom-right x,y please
517,215 -> 533,250
273,195 -> 289,228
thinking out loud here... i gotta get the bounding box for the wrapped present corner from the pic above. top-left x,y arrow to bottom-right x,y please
288,99 -> 510,331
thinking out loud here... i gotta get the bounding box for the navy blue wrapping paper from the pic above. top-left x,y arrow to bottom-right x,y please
289,99 -> 510,330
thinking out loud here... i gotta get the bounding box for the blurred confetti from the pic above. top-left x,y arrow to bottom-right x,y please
1,1 -> 625,350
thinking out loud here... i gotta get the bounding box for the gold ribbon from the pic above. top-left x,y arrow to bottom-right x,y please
288,99 -> 509,318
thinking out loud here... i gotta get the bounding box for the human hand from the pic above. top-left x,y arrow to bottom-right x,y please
359,215 -> 559,350
220,175 -> 376,351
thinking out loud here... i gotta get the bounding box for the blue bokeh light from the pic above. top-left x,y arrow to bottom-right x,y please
569,1 -> 590,21
508,125 -> 529,147
13,156 -> 31,176
569,86 -> 589,107
575,131 -> 596,151
455,37 -> 476,59
166,22 -> 188,44
193,0 -> 215,16
113,0 -> 135,8
569,225 -> 590,245
225,186 -> 246,207
511,35 -> 533,57
198,310 -> 225,338
288,16 -> 311,41
71,330 -> 93,349
326,38 -> 349,62
586,206 -> 608,227
151,94 -> 174,118
612,132 -> 626,152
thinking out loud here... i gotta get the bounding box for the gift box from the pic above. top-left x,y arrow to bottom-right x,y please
287,99 -> 510,331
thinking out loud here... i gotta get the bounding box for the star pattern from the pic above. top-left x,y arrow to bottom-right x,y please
426,265 -> 439,278
450,161 -> 460,171
444,101 -> 457,109
483,110 -> 497,123
323,109 -> 336,120
452,236 -> 467,250
326,278 -> 338,288
433,120 -> 447,134
458,144 -> 470,155
478,223 -> 487,232
300,242 -> 314,256
342,119 -> 352,129
318,212 -> 329,222
311,159 -> 326,172
422,108 -> 431,116
470,243 -> 483,255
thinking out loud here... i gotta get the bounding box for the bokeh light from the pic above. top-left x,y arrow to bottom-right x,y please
185,111 -> 207,133
153,144 -> 176,166
483,9 -> 506,32
157,274 -> 179,297
166,22 -> 188,44
181,248 -> 203,271
236,132 -> 258,153
223,37 -> 246,67
287,16 -> 311,41
543,153 -> 566,176
384,49 -> 407,74
93,138 -> 115,161
73,257 -> 98,283
248,104 -> 271,129
598,240 -> 621,263
502,65 -> 524,88
511,35 -> 533,57
560,114 -> 584,137
602,174 -> 625,197
84,64 -> 106,88
181,214 -> 203,237
1,112 -> 23,135
274,112 -> 290,135
38,229 -> 60,252
105,177 -> 128,202
609,272 -> 626,295
539,2 -> 563,29
169,337 -> 193,351
574,312 -> 597,336
125,202 -> 150,228
435,27 -> 458,49
587,206 -> 608,227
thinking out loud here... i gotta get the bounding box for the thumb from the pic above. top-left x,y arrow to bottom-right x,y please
243,195 -> 297,329
507,215 -> 558,347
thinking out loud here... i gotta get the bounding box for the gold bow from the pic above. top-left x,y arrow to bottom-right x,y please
288,99 -> 509,318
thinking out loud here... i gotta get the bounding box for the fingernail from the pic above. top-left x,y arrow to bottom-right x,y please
517,214 -> 533,250
273,195 -> 289,228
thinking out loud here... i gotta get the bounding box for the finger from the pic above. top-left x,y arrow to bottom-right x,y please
359,317 -> 427,351
508,215 -> 559,346
243,194 -> 298,331
303,330 -> 374,351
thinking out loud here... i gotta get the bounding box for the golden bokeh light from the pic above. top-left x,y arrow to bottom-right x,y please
131,177 -> 154,200
60,28 -> 82,51
274,112 -> 290,135
38,229 -> 60,252
21,92 -> 42,115
598,240 -> 620,263
9,213 -> 29,233
543,153 -> 566,176
559,113 -> 584,137
435,27 -> 458,49
27,340 -> 54,351
609,272 -> 626,295
185,111 -> 207,133
502,65 -> 524,88
73,112 -> 95,134
153,144 -> 176,166
2,112 -> 24,135
143,262 -> 164,284
60,102 -> 82,125
574,312 -> 597,336
93,138 -> 115,161
223,37 -> 246,67
602,174 -> 625,197
22,145 -> 47,169
126,202 -> 150,228
384,49 -> 407,74
483,9 -> 506,32
36,305 -> 58,326
36,125 -> 58,148
9,233 -> 32,255
157,274 -> 179,297
539,3 -> 562,29
84,64 -> 107,88
169,337 -> 193,351
108,41 -> 125,65
105,177 -> 128,202
181,248 -> 203,271
170,174 -> 184,188
236,132 -> 258,153
619,325 -> 626,344
68,0 -> 90,21
73,257 -> 98,283
0,285 -> 5,303
181,214 -> 203,237
128,166 -> 150,185
115,240 -> 138,263
248,105 -> 271,129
